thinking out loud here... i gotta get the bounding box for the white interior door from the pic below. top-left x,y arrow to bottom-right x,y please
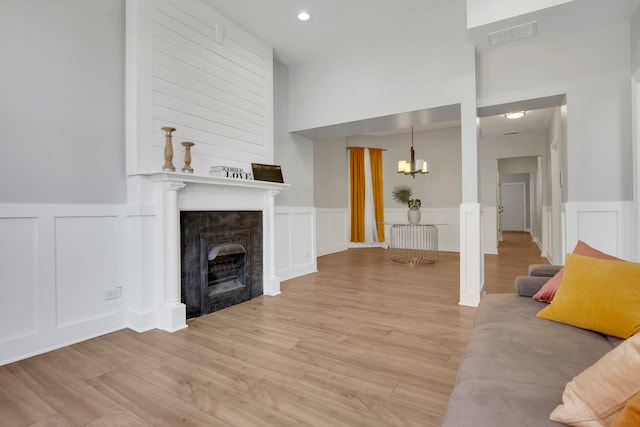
502,182 -> 526,231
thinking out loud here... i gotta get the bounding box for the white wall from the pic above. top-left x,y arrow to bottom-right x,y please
630,5 -> 640,71
480,135 -> 546,205
478,22 -> 632,203
547,106 -> 565,263
314,128 -> 462,209
127,0 -> 274,176
273,60 -> 314,207
288,2 -> 475,136
0,0 -> 126,204
347,128 -> 462,209
314,138 -> 349,208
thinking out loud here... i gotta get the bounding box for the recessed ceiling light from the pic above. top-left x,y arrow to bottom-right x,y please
505,111 -> 526,120
297,11 -> 311,22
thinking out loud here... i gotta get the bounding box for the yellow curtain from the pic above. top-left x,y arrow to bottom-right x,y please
350,147 -> 365,242
369,148 -> 385,242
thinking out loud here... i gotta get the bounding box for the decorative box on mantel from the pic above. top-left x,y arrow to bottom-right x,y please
143,171 -> 289,332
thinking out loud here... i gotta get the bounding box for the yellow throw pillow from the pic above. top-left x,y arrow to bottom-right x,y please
537,254 -> 640,339
550,333 -> 640,426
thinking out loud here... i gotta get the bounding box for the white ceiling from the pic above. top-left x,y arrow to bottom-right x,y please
200,0 -> 639,139
201,0 -> 639,66
477,94 -> 565,138
200,0 -> 457,66
479,108 -> 555,139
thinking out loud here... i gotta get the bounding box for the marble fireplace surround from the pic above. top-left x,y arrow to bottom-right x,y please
147,172 -> 288,332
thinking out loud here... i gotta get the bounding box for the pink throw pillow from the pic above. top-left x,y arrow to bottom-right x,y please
532,240 -> 620,302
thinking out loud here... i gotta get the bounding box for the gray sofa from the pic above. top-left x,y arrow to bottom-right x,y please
441,265 -> 621,426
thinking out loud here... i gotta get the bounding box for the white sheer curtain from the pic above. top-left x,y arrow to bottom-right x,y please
363,148 -> 380,243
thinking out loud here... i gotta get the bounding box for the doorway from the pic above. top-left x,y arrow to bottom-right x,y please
501,182 -> 526,231
478,96 -> 565,263
496,157 -> 541,251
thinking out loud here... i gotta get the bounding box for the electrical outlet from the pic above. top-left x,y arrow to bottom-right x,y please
104,287 -> 122,300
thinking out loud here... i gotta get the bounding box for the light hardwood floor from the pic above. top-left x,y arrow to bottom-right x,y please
0,233 -> 547,426
485,231 -> 550,293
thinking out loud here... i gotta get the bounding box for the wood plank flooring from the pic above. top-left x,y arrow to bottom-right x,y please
0,233 -> 547,426
485,231 -> 550,293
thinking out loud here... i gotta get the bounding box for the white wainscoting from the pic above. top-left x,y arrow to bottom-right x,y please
275,207 -> 318,281
316,208 -> 349,256
0,204 -> 128,365
122,204 -> 159,333
316,207 -> 461,256
383,208 -> 460,252
1,203 -> 320,364
562,201 -> 634,262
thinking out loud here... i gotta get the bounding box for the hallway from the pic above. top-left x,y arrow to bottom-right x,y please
484,231 -> 550,294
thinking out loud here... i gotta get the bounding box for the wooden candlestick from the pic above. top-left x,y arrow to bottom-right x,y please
161,126 -> 176,171
181,142 -> 195,173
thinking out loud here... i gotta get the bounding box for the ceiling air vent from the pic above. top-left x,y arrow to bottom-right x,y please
504,131 -> 520,136
488,21 -> 538,47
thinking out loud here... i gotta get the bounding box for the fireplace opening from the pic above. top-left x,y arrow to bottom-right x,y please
181,211 -> 262,319
207,243 -> 246,295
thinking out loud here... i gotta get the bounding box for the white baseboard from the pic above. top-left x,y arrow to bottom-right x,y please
126,309 -> 159,333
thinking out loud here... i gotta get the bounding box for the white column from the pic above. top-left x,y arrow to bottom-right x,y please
263,190 -> 281,295
459,97 -> 484,307
460,203 -> 484,306
159,180 -> 188,331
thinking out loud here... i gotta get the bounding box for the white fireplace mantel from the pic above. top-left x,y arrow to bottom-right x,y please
144,172 -> 289,192
142,172 -> 289,332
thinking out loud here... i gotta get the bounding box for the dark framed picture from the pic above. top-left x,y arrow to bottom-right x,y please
251,163 -> 284,183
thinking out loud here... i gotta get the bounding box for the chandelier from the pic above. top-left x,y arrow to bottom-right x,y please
397,127 -> 428,179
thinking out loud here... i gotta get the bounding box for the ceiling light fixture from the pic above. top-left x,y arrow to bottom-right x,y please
297,11 -> 311,21
397,127 -> 428,179
505,111 -> 526,120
